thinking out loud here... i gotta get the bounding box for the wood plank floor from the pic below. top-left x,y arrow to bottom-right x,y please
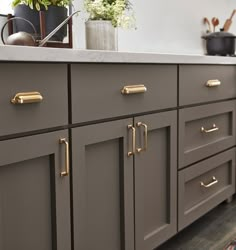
157,195 -> 236,250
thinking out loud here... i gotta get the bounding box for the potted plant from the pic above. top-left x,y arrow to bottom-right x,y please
84,0 -> 135,50
11,0 -> 72,41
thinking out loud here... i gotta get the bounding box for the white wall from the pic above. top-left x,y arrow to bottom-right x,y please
73,0 -> 236,54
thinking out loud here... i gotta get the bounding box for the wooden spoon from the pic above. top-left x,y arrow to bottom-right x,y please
212,17 -> 219,32
203,17 -> 212,33
223,9 -> 236,31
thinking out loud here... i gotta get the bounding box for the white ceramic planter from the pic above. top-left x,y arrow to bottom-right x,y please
85,20 -> 118,51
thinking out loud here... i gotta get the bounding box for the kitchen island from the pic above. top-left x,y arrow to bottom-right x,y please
0,45 -> 236,250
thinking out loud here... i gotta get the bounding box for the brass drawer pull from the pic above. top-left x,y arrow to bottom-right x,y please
201,124 -> 219,133
11,91 -> 43,104
121,84 -> 147,95
59,138 -> 70,177
200,176 -> 218,188
206,79 -> 221,87
136,122 -> 148,153
128,125 -> 136,156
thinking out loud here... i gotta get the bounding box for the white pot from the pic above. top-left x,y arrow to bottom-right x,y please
85,20 -> 118,51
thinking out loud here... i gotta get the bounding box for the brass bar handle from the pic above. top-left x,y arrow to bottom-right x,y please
121,84 -> 147,95
201,124 -> 219,133
206,79 -> 221,87
200,176 -> 218,188
127,125 -> 136,157
136,122 -> 148,153
59,138 -> 69,177
11,92 -> 43,104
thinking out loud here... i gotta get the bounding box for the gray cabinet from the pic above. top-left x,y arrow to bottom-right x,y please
72,111 -> 177,250
134,111 -> 177,250
178,148 -> 235,231
0,130 -> 71,250
72,119 -> 134,250
179,100 -> 236,168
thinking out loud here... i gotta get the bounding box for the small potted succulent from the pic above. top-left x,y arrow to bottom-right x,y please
84,0 -> 135,50
11,0 -> 72,41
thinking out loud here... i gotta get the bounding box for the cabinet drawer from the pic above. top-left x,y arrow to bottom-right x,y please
178,149 -> 235,231
179,100 -> 235,168
71,64 -> 177,124
0,63 -> 68,136
179,65 -> 236,106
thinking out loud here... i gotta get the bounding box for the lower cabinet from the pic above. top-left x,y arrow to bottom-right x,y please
178,148 -> 236,231
72,110 -> 177,250
0,130 -> 71,250
134,111 -> 177,250
72,118 -> 134,250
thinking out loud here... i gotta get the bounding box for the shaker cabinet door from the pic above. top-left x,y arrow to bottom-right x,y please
72,119 -> 134,250
0,130 -> 71,250
134,111 -> 177,250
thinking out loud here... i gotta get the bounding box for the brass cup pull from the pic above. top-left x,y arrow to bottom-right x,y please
136,122 -> 148,153
128,125 -> 136,157
200,176 -> 218,188
206,79 -> 221,87
59,138 -> 69,177
11,91 -> 43,104
121,84 -> 147,95
201,124 -> 219,133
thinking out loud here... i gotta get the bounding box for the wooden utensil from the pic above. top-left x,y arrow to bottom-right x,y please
223,9 -> 236,31
203,17 -> 212,33
212,17 -> 219,32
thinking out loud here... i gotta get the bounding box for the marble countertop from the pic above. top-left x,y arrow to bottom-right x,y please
1,45 -> 236,64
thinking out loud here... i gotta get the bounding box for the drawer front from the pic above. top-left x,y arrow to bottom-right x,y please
179,65 -> 236,106
178,149 -> 235,231
0,63 -> 68,136
179,100 -> 235,168
71,64 -> 177,124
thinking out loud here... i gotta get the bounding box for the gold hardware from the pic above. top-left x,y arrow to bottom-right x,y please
128,125 -> 136,156
136,122 -> 148,153
206,79 -> 221,87
11,92 -> 43,104
121,85 -> 147,95
201,124 -> 219,133
59,138 -> 69,177
200,176 -> 218,188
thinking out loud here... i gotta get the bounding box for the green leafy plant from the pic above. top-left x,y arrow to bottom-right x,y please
84,0 -> 135,28
12,0 -> 72,11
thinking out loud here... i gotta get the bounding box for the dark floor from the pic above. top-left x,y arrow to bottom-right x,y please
157,195 -> 236,250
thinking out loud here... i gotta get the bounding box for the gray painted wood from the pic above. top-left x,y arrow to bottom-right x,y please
134,110 -> 177,250
179,65 -> 236,106
0,63 -> 68,136
71,64 -> 177,123
72,118 -> 134,250
179,100 -> 236,168
178,148 -> 235,231
0,130 -> 71,250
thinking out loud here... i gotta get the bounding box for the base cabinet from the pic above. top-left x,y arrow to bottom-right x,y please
72,111 -> 177,250
0,130 -> 71,250
134,111 -> 177,250
72,119 -> 134,250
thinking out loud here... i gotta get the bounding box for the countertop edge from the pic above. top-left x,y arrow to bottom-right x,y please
1,45 -> 236,64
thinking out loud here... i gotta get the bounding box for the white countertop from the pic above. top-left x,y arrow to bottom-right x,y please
1,45 -> 236,64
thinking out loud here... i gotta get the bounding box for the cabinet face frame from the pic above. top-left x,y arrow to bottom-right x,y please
134,110 -> 177,250
0,130 -> 71,250
72,118 -> 134,250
